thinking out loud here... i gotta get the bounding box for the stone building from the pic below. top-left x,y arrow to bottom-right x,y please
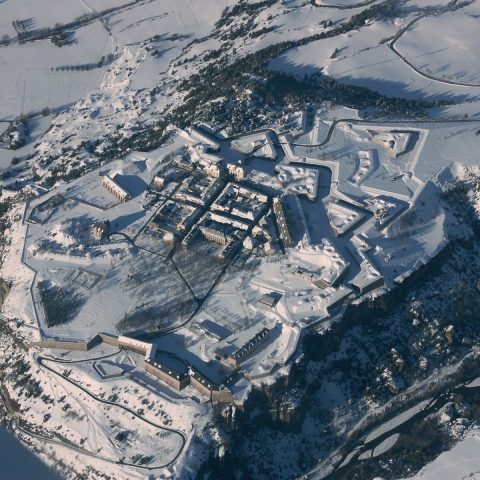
102,175 -> 131,202
273,197 -> 294,248
144,358 -> 190,391
92,220 -> 110,240
227,163 -> 247,179
205,163 -> 224,179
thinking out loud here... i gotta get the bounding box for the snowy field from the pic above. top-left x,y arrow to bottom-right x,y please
37,357 -> 185,467
0,0 -> 87,39
268,1 -> 480,118
2,0 -> 480,477
395,4 -> 480,86
0,22 -> 111,119
269,19 -> 400,77
402,430 -> 480,480
327,44 -> 475,104
0,0 -> 235,119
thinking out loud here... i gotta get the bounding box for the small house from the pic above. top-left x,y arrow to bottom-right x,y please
259,294 -> 277,308
92,220 -> 110,240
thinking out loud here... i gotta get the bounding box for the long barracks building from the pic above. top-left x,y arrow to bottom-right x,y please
102,175 -> 132,202
144,358 -> 234,402
273,197 -> 294,248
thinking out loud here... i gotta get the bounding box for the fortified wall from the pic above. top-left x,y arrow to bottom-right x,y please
25,333 -> 235,403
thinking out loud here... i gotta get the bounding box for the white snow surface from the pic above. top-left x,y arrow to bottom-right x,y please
400,430 -> 480,480
372,433 -> 400,457
3,0 -> 480,477
365,399 -> 431,443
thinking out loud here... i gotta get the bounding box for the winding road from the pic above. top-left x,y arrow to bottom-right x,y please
310,0 -> 480,88
310,0 -> 378,10
7,350 -> 187,472
5,0 -> 480,473
387,0 -> 480,88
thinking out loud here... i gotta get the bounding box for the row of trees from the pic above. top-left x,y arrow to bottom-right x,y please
215,0 -> 278,29
167,0 -> 451,130
50,54 -> 114,72
1,1 -> 139,48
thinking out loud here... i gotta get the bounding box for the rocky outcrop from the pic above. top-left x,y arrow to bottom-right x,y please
445,325 -> 454,344
214,362 -> 309,435
455,402 -> 471,418
239,374 -> 307,433
0,278 -> 10,308
303,242 -> 454,364
391,349 -> 405,372
345,242 -> 452,323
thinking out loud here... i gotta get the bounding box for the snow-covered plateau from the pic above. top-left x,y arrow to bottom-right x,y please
2,0 -> 480,478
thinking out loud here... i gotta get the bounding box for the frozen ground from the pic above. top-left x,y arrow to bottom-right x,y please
395,4 -> 480,86
365,399 -> 431,443
402,430 -> 480,480
0,0 -> 235,119
269,19 -> 400,78
0,23 -> 111,119
3,111 -> 480,480
2,0 -> 480,477
327,44 -> 476,103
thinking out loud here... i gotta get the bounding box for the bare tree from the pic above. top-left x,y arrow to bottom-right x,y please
1,34 -> 9,45
14,113 -> 27,125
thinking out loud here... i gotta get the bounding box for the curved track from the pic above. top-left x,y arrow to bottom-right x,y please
388,0 -> 480,88
310,0 -> 480,88
12,352 -> 188,472
310,0 -> 378,10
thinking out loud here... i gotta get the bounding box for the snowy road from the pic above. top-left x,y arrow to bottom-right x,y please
8,350 -> 188,472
